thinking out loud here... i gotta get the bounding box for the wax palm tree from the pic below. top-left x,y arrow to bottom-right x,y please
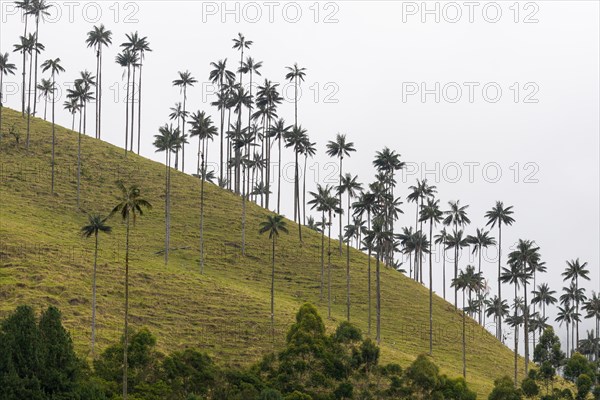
506,299 -> 525,385
364,216 -> 394,344
556,303 -> 575,357
0,53 -> 17,137
153,124 -> 182,266
398,226 -> 415,279
326,133 -> 356,253
63,99 -> 79,131
268,118 -> 291,213
339,173 -> 362,321
502,263 -> 526,382
259,214 -> 288,339
407,179 -> 436,237
532,283 -> 557,320
308,184 -> 334,301
485,295 -> 509,340
110,182 -> 151,400
285,63 -> 306,128
306,216 -> 322,233
35,77 -> 51,120
507,239 -> 539,374
26,0 -> 50,118
445,229 -> 469,309
322,188 -> 341,319
419,198 -> 443,355
15,0 -> 32,116
562,258 -> 590,345
172,70 -> 197,172
209,59 -> 236,182
40,57 -> 64,193
233,127 -> 255,256
354,190 -> 379,334
301,137 -> 317,225
583,292 -> 600,342
451,267 -> 472,378
467,228 -> 496,274
189,111 -> 218,273
284,125 -> 308,240
485,201 -> 515,340
561,282 -> 586,353
67,79 -> 94,208
76,70 -> 96,136
578,330 -> 600,361
434,228 -> 449,300
14,33 -> 43,148
240,56 -> 261,133
80,214 -> 112,357
232,33 -> 252,87
86,24 -> 112,139
122,32 -> 151,154
115,50 -> 138,155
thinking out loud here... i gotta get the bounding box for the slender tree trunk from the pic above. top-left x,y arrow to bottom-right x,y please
26,47 -> 33,149
123,215 -> 130,400
181,87 -> 187,173
320,212 -> 325,301
0,73 -> 4,140
95,46 -> 99,138
454,246 -> 458,309
498,223 -> 503,340
219,78 -> 224,183
21,17 -> 28,116
32,17 -> 40,117
91,232 -> 99,358
514,283 -> 518,386
277,136 -> 282,213
524,271 -> 529,374
346,194 -> 351,321
241,161 -> 246,256
137,60 -> 143,155
328,210 -> 332,319
164,152 -> 169,266
124,65 -> 130,155
442,246 -> 446,300
271,237 -> 276,341
200,150 -> 206,274
367,212 -> 372,336
43,97 -> 47,120
429,221 -> 433,355
303,155 -> 308,226
129,66 -> 136,152
376,250 -> 381,344
50,72 -> 56,194
77,107 -> 82,208
295,152 -> 301,241
338,157 -> 343,255
462,290 -> 467,378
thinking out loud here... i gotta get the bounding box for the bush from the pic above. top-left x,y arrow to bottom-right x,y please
489,376 -> 522,400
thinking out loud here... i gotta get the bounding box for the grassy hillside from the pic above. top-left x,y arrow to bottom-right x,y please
0,107 -> 525,397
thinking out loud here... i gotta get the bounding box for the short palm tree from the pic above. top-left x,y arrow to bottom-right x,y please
40,57 -> 64,194
259,214 -> 288,339
267,119 -> 290,214
153,124 -> 182,266
531,283 -> 557,320
485,201 -> 515,340
63,98 -> 79,131
562,258 -> 590,345
555,303 -> 574,357
419,198 -> 443,355
0,53 -> 17,137
172,71 -> 197,172
284,125 -> 308,240
308,184 -> 333,301
467,228 -> 496,274
80,214 -> 111,358
326,133 -> 356,254
445,229 -> 469,309
85,24 -> 112,139
485,295 -> 509,340
35,77 -> 52,120
110,182 -> 151,400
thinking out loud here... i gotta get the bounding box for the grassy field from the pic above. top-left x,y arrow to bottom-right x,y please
0,107 -> 526,397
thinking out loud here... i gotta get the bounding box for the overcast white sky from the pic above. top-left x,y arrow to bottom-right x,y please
1,0 -> 598,352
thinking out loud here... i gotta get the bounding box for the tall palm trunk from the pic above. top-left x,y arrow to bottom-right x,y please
429,220 -> 434,355
129,65 -> 136,152
338,157 -> 343,254
94,46 -> 99,138
346,193 -> 351,321
200,143 -> 207,273
320,211 -> 325,300
575,275 -> 580,346
26,47 -> 33,148
124,64 -> 130,155
524,268 -> 529,374
91,231 -> 99,357
164,151 -> 169,266
442,246 -> 447,300
270,236 -> 276,341
21,16 -> 28,116
277,135 -> 282,213
241,160 -> 247,256
77,105 -> 82,208
123,214 -> 130,400
303,154 -> 308,226
50,71 -> 56,193
327,210 -> 332,318
219,78 -> 224,183
0,72 -> 4,139
367,212 -> 372,336
498,223 -> 503,340
462,290 -> 467,378
137,58 -> 143,155
295,151 -> 301,241
181,87 -> 187,172
32,16 -> 40,117
454,246 -> 458,309
513,283 -> 518,386
376,249 -> 381,344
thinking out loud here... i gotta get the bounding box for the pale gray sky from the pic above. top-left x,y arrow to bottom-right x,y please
1,0 -> 598,352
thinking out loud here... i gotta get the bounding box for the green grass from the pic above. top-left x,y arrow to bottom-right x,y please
0,107 -> 526,397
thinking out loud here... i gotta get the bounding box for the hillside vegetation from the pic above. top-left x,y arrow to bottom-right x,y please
0,107 -> 524,396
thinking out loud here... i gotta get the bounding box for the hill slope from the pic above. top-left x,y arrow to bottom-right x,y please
0,107 -> 524,396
